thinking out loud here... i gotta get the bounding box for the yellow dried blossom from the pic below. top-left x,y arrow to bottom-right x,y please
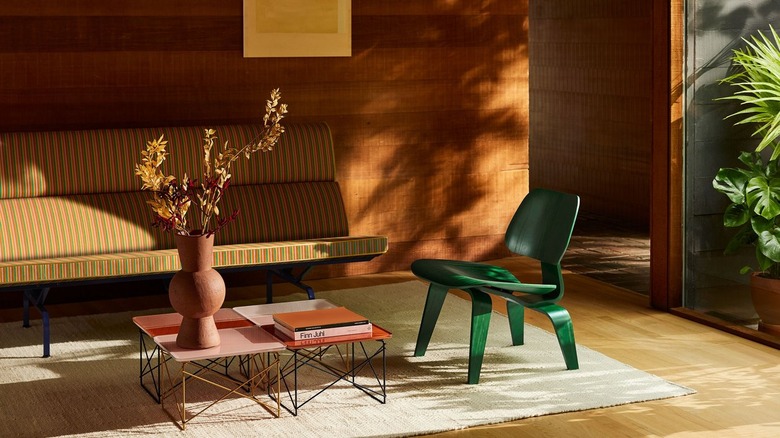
135,89 -> 287,236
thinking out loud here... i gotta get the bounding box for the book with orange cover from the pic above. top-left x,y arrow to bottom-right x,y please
272,306 -> 370,332
275,321 -> 373,341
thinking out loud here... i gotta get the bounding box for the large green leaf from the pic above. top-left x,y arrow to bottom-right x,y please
724,203 -> 750,227
746,176 -> 780,219
758,228 -> 780,262
752,215 -> 775,233
713,168 -> 749,203
757,246 -> 774,271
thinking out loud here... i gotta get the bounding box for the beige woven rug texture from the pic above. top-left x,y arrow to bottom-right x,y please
0,281 -> 694,437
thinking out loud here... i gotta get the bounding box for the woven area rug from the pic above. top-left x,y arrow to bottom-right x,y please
0,281 -> 693,437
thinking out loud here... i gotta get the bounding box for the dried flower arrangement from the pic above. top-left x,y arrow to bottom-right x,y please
134,89 -> 288,236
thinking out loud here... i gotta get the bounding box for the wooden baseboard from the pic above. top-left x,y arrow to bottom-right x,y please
670,307 -> 780,349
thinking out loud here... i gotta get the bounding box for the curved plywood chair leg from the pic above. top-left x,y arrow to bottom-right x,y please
538,304 -> 578,370
467,290 -> 493,384
506,301 -> 525,346
414,283 -> 450,357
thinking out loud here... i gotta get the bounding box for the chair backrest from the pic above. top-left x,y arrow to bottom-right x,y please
504,188 -> 580,265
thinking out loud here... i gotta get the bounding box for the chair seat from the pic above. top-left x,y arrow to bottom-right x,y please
411,259 -> 557,294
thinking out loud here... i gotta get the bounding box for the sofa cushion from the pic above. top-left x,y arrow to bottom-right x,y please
0,236 -> 389,287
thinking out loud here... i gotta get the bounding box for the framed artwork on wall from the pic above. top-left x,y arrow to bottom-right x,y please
243,0 -> 351,57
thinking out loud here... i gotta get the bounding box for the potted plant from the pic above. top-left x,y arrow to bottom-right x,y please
134,88 -> 288,348
712,27 -> 780,335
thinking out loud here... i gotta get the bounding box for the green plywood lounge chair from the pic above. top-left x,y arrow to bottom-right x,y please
412,188 -> 580,384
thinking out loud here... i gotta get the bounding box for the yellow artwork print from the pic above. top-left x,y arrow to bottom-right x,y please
256,0 -> 339,34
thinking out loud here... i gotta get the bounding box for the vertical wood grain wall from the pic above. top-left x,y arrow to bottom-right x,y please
0,1 -> 529,282
529,1 -> 653,228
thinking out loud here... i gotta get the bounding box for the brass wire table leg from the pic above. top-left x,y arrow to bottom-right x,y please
159,350 -> 281,430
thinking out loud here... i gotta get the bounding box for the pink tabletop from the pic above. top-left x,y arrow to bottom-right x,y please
154,326 -> 286,362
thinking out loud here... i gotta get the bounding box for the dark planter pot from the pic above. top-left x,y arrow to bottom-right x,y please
750,273 -> 780,337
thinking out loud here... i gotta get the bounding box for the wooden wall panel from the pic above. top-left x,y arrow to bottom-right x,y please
529,1 -> 653,228
0,1 -> 529,287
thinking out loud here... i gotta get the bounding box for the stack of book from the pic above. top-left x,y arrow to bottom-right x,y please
272,306 -> 373,341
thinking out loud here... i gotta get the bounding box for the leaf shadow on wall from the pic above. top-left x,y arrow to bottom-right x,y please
326,3 -> 530,273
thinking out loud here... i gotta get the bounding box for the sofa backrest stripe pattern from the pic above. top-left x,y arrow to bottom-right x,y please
0,122 -> 336,198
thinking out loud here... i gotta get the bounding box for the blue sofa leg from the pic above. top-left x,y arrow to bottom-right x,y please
23,288 -> 51,358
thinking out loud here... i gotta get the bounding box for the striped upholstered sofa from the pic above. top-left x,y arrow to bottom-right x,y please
0,122 -> 388,356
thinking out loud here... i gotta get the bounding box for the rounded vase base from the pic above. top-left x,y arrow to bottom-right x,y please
176,316 -> 221,349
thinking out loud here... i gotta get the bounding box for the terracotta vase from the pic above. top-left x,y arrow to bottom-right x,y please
750,273 -> 780,337
169,233 -> 226,349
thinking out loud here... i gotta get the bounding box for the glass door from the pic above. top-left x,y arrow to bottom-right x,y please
683,1 -> 780,330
